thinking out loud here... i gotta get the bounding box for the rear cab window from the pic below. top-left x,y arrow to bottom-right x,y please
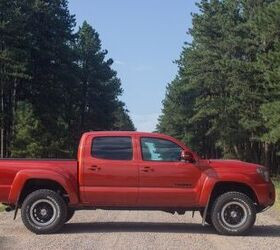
91,136 -> 133,160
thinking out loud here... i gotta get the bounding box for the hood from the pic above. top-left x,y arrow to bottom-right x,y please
208,159 -> 259,171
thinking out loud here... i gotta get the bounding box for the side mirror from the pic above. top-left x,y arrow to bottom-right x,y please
181,150 -> 195,163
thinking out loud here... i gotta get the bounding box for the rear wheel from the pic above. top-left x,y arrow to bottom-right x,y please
21,189 -> 67,234
211,192 -> 256,235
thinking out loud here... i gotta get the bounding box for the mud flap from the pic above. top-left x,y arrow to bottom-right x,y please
202,196 -> 211,226
13,204 -> 19,220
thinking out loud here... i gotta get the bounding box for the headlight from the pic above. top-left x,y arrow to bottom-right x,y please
256,166 -> 270,182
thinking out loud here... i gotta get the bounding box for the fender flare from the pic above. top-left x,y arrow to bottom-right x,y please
198,173 -> 257,207
8,169 -> 79,205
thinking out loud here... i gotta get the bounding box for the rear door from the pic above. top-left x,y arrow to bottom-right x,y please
137,136 -> 201,207
80,135 -> 138,206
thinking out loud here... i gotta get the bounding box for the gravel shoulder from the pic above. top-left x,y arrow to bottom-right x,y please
0,208 -> 279,250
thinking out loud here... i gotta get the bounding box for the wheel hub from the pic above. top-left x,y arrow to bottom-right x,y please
221,201 -> 248,228
230,210 -> 237,218
40,208 -> 47,217
29,199 -> 57,226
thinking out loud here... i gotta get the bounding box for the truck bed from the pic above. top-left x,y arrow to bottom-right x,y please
0,158 -> 78,203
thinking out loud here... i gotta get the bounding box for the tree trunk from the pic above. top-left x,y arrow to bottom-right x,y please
264,142 -> 271,170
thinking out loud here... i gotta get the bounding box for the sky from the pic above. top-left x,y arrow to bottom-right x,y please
68,0 -> 198,132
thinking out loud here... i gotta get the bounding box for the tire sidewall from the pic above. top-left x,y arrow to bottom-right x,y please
21,190 -> 67,234
212,192 -> 256,235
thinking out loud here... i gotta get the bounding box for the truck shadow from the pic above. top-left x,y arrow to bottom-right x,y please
60,222 -> 280,237
61,222 -> 215,234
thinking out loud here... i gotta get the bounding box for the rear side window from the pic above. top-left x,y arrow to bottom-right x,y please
91,137 -> 133,160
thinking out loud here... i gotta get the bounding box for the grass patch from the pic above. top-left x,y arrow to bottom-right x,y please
273,177 -> 280,210
0,204 -> 5,212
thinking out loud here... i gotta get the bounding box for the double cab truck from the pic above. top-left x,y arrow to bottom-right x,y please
0,131 -> 275,235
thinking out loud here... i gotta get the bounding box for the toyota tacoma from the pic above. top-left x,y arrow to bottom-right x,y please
0,131 -> 275,235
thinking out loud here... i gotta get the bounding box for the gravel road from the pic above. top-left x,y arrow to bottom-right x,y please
0,208 -> 279,250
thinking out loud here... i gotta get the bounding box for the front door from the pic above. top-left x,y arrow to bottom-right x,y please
138,137 -> 201,207
81,135 -> 138,206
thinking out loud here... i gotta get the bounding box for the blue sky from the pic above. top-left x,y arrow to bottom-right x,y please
68,0 -> 198,131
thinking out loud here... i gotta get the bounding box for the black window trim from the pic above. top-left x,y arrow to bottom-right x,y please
91,136 -> 133,161
140,136 -> 183,162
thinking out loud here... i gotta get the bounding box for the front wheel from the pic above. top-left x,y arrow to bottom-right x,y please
211,192 -> 256,235
21,189 -> 67,234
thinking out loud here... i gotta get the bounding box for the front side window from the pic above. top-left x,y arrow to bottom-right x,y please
92,137 -> 133,160
141,137 -> 182,162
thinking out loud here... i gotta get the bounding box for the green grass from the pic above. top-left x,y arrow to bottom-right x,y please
273,178 -> 280,210
0,204 -> 5,212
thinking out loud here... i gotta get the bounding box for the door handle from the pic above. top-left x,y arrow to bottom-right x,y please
89,165 -> 101,171
141,166 -> 154,172
141,169 -> 149,172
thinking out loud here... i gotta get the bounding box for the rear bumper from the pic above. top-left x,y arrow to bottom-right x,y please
255,181 -> 275,208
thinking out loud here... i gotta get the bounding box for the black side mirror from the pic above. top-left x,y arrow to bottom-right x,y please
181,150 -> 195,163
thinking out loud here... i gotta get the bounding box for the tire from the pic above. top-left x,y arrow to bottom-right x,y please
200,211 -> 212,225
211,192 -> 256,236
21,189 -> 67,234
65,207 -> 75,223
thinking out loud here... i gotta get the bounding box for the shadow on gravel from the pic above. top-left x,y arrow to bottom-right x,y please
60,222 -> 280,237
60,222 -> 215,234
250,225 -> 280,237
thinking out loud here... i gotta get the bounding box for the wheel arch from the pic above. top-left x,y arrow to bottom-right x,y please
8,170 -> 79,206
18,179 -> 69,206
208,181 -> 259,207
199,172 -> 259,207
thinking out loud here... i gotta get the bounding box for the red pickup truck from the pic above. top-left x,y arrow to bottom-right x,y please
0,131 -> 275,235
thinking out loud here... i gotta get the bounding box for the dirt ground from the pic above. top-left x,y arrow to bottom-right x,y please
0,208 -> 279,250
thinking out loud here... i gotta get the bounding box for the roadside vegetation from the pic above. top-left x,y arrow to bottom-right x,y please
158,0 -> 280,176
273,178 -> 280,210
0,204 -> 5,212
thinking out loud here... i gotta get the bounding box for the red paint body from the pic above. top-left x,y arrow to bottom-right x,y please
0,132 -> 275,210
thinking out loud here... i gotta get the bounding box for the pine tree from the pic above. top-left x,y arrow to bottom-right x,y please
253,0 -> 280,172
113,102 -> 136,131
1,1 -> 134,158
75,21 -> 123,132
0,0 -> 31,157
158,0 -> 280,173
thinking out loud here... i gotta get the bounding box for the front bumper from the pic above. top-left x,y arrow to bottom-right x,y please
255,181 -> 275,208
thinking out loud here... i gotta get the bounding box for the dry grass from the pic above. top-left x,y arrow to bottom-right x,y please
273,178 -> 280,210
0,204 -> 5,212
